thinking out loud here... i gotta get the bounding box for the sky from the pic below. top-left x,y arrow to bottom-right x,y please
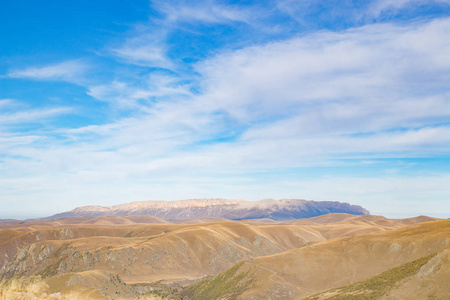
1,0 -> 450,219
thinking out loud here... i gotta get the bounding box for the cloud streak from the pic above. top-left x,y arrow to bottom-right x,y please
151,0 -> 258,25
369,0 -> 450,17
7,60 -> 89,83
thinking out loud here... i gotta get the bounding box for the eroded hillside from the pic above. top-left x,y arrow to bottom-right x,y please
0,214 -> 445,299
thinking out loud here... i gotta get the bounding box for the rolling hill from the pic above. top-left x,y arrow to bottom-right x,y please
0,214 -> 445,299
182,219 -> 450,299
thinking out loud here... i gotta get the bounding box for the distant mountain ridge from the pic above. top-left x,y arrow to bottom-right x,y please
44,198 -> 369,221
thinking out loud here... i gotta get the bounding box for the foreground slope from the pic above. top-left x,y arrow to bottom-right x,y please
305,248 -> 450,299
182,219 -> 450,299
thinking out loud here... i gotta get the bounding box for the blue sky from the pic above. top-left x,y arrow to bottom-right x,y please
1,0 -> 450,219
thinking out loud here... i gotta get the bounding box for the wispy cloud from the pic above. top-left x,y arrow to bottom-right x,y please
276,0 -> 450,28
7,60 -> 88,83
0,101 -> 73,170
0,99 -> 14,107
195,18 -> 450,128
0,107 -> 72,125
0,98 -> 72,126
112,45 -> 172,69
87,72 -> 192,108
369,0 -> 450,17
52,18 -> 450,175
151,0 -> 257,25
109,0 -> 272,70
110,28 -> 174,69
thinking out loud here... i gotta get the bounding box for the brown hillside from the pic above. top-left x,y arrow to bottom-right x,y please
0,214 -> 443,299
304,248 -> 450,299
187,220 -> 449,299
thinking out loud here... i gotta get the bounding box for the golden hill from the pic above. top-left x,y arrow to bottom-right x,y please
183,219 -> 449,299
0,214 -> 445,299
304,248 -> 450,299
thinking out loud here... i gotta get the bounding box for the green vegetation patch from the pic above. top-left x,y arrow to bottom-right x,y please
129,281 -> 182,299
39,259 -> 64,278
124,231 -> 135,238
181,261 -> 254,300
305,253 -> 438,300
52,243 -> 71,258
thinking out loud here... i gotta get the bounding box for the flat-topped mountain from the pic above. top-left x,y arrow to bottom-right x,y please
44,198 -> 369,221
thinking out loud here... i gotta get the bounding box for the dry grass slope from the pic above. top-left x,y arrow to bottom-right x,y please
304,252 -> 439,299
187,220 -> 449,299
181,261 -> 255,300
0,214 -> 445,299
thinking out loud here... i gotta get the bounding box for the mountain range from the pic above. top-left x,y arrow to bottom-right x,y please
44,198 -> 370,221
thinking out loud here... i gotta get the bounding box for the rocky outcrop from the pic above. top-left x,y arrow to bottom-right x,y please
44,198 -> 369,221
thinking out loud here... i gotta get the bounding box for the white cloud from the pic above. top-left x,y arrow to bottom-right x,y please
0,107 -> 72,125
195,18 -> 450,128
112,42 -> 173,69
370,0 -> 450,17
0,105 -> 73,159
2,16 -> 450,218
276,0 -> 369,25
64,17 -> 450,177
6,18 -> 448,176
0,99 -> 16,109
152,0 -> 257,25
110,0 -> 270,69
0,99 -> 73,160
7,60 -> 88,83
0,135 -> 41,151
87,73 -> 192,108
276,0 -> 450,25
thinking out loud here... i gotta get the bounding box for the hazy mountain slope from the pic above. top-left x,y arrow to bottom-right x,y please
44,199 -> 369,221
286,213 -> 441,239
0,216 -> 170,230
182,220 -> 450,300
